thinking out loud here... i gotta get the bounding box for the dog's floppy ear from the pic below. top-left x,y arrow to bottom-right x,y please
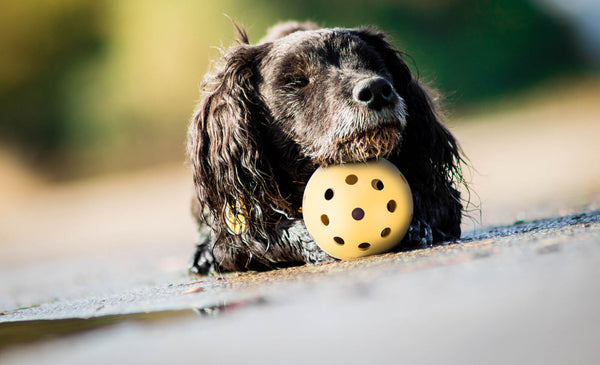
357,27 -> 466,238
188,41 -> 289,240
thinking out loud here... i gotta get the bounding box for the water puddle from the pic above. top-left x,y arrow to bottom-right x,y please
0,297 -> 266,351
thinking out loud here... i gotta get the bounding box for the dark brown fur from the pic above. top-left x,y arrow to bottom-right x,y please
188,22 -> 467,274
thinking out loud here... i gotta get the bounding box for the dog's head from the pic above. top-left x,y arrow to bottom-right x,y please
188,22 -> 462,239
258,27 -> 409,166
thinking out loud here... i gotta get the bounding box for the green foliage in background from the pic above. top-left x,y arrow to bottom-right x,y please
0,0 -> 586,179
0,1 -> 105,174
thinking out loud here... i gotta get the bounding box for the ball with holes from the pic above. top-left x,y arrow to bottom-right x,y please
302,158 -> 413,260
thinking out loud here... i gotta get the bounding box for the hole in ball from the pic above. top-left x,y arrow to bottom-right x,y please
358,242 -> 371,250
333,237 -> 345,246
352,208 -> 365,220
321,214 -> 330,226
371,179 -> 384,191
387,200 -> 397,213
324,188 -> 334,200
345,174 -> 358,185
381,227 -> 391,238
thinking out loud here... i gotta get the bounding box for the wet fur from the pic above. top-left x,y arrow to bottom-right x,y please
188,21 -> 467,274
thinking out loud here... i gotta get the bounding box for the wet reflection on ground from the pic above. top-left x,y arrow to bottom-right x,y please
0,297 -> 267,351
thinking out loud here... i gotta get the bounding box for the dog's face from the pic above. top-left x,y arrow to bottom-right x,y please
257,29 -> 408,166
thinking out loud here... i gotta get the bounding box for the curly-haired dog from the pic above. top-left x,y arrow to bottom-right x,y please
188,21 -> 467,274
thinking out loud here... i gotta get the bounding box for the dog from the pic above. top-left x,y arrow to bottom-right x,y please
187,21 -> 467,274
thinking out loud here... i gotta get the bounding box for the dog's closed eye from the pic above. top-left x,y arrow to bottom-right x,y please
278,55 -> 311,91
283,73 -> 309,90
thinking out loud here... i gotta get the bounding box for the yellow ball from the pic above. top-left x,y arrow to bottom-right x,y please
302,159 -> 413,260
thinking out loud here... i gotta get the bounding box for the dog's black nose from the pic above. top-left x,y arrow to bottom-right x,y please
353,77 -> 396,109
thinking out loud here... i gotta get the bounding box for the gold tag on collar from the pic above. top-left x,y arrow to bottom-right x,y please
224,201 -> 247,235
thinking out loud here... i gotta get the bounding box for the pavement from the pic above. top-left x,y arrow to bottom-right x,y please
1,78 -> 599,364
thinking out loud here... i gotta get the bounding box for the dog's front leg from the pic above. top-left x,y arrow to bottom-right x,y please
403,219 -> 434,248
189,234 -> 219,275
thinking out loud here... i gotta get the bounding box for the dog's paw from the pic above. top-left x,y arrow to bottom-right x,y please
404,219 -> 434,248
189,237 -> 216,276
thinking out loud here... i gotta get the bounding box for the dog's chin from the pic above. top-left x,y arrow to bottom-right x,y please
317,125 -> 403,166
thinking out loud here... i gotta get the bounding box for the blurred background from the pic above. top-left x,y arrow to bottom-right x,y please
0,0 -> 599,269
1,0 -> 597,181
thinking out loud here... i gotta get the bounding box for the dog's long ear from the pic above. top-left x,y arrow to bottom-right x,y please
357,28 -> 466,237
188,41 -> 288,240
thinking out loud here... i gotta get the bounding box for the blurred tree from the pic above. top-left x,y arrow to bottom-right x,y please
0,1 -> 106,173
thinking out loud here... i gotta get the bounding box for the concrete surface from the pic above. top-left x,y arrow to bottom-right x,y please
1,78 -> 600,364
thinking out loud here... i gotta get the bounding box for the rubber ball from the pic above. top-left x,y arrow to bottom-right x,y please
302,159 -> 413,260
